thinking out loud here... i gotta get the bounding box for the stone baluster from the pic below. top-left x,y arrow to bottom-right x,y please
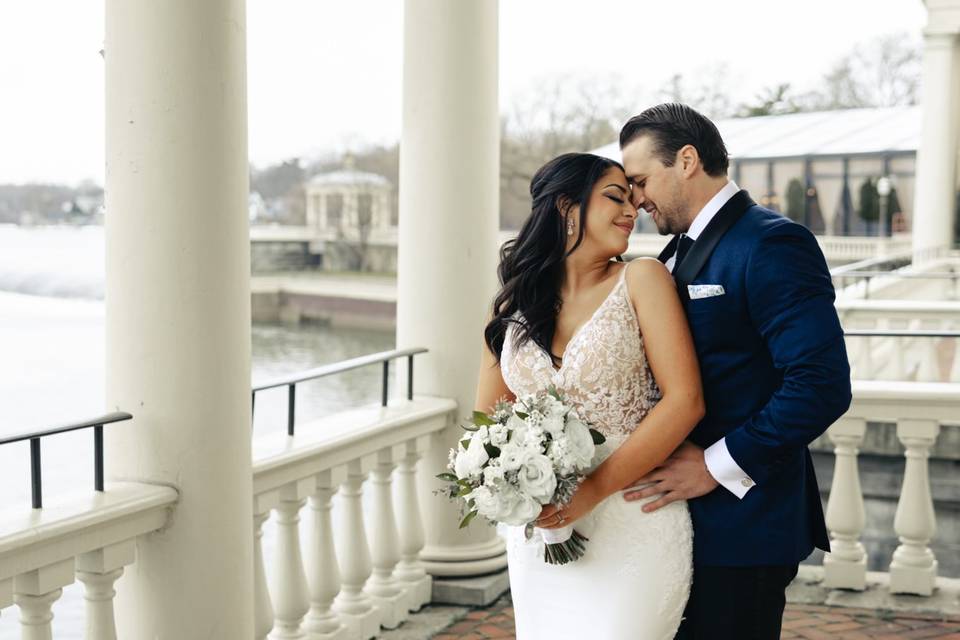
0,577 -> 12,613
364,446 -> 407,628
950,332 -> 960,382
861,333 -> 875,379
76,541 -> 135,640
822,417 -> 868,590
14,559 -> 75,640
393,436 -> 433,611
254,493 -> 278,640
332,457 -> 380,640
890,419 -> 941,595
302,469 -> 348,640
270,479 -> 315,639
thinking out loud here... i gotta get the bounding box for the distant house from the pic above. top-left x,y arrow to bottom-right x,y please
594,106 -> 920,237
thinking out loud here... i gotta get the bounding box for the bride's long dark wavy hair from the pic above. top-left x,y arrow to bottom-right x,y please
484,152 -> 624,365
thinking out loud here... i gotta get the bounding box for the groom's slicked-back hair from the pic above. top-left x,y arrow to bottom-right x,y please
619,103 -> 729,177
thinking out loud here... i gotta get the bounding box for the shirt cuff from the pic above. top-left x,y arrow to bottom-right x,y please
704,438 -> 755,499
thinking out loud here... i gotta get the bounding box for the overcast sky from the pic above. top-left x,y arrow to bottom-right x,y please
0,1 -> 927,185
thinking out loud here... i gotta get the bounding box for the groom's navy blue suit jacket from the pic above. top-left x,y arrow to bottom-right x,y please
659,190 -> 851,567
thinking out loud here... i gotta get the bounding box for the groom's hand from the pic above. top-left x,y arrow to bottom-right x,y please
623,441 -> 718,512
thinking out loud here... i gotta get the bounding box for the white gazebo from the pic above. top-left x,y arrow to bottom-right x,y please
305,167 -> 396,272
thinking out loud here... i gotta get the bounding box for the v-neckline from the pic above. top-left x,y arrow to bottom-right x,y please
550,265 -> 626,373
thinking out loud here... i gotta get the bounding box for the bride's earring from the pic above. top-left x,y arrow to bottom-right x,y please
567,217 -> 575,236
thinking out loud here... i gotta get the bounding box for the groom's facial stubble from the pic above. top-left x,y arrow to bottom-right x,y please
622,135 -> 691,236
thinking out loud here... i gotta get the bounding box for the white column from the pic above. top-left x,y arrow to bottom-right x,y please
254,509 -> 276,640
822,418 -> 868,590
912,30 -> 960,259
332,459 -> 380,639
890,418 -> 941,595
76,541 -> 136,640
270,479 -> 314,640
14,559 -> 75,640
364,447 -> 406,628
393,437 -> 433,611
104,1 -> 254,636
302,469 -> 348,640
397,0 -> 506,578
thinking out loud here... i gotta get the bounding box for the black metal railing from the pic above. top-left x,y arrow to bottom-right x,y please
251,347 -> 428,436
0,412 -> 133,509
844,329 -> 960,339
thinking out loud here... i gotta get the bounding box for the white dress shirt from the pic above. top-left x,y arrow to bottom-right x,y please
666,180 -> 756,499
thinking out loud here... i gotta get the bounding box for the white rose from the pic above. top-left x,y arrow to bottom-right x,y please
563,416 -> 596,470
516,451 -> 557,503
454,433 -> 489,479
491,484 -> 542,526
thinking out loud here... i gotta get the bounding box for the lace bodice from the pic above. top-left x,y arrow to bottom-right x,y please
500,263 -> 662,439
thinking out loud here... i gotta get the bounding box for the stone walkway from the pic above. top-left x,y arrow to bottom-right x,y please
430,594 -> 960,639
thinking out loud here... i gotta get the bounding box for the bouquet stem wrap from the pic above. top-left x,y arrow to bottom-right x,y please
537,525 -> 590,565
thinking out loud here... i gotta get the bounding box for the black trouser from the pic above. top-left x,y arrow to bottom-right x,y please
674,564 -> 799,640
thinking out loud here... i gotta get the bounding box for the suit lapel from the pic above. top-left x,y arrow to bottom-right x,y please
673,190 -> 755,302
657,234 -> 679,264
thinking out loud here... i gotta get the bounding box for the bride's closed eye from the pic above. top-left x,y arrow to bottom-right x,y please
606,195 -> 625,204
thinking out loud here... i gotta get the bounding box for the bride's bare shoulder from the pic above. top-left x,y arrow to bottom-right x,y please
623,257 -> 672,287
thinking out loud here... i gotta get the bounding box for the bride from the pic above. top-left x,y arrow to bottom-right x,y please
475,152 -> 704,639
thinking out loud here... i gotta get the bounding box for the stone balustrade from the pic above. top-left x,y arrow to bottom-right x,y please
0,482 -> 178,639
822,381 -> 959,596
838,300 -> 960,382
251,396 -> 456,640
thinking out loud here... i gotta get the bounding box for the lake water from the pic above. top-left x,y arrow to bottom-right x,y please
0,224 -> 394,637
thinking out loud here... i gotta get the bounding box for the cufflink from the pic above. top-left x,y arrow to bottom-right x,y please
741,478 -> 754,488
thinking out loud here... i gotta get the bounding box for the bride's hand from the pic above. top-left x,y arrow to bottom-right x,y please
533,478 -> 603,529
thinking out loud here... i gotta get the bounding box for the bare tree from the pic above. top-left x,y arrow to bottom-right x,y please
499,73 -> 642,229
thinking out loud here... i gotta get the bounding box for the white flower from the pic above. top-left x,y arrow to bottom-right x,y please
506,414 -> 526,434
482,459 -> 506,486
542,394 -> 566,419
516,451 -> 557,503
447,447 -> 457,470
476,425 -> 490,444
541,414 -> 565,437
546,439 -> 576,476
471,484 -> 541,526
563,415 -> 596,471
498,441 -> 525,472
488,422 -> 509,446
454,433 -> 489,479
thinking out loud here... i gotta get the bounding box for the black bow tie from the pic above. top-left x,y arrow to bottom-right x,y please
674,234 -> 695,269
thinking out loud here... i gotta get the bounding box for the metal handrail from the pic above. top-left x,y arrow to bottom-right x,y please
251,347 -> 428,436
0,411 -> 133,509
836,270 -> 957,280
844,330 -> 960,338
829,252 -> 913,278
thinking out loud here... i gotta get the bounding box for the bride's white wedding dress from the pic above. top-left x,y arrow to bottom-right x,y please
500,262 -> 693,640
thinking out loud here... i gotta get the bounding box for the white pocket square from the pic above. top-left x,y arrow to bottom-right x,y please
688,284 -> 725,299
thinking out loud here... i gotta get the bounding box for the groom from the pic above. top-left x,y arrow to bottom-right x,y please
619,104 -> 851,639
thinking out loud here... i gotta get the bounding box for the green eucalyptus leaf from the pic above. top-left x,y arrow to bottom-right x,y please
472,411 -> 495,426
459,510 -> 479,529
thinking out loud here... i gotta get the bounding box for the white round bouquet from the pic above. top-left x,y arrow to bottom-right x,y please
437,386 -> 605,564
